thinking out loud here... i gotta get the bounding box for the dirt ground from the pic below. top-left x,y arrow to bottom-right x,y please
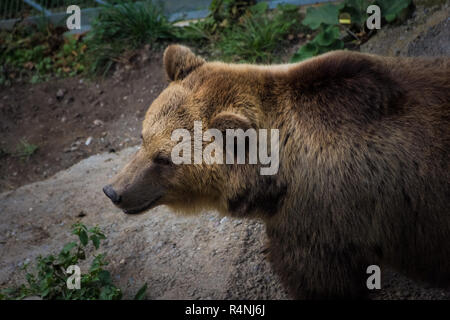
0,49 -> 166,192
0,2 -> 449,300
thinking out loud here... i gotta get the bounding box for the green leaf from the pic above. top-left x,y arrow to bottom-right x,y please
98,270 -> 112,285
134,283 -> 148,300
90,235 -> 100,249
250,2 -> 268,15
61,242 -> 77,255
90,254 -> 107,272
79,230 -> 88,246
302,3 -> 342,30
99,286 -> 121,300
314,25 -> 341,46
290,42 -> 319,62
384,13 -> 396,22
99,286 -> 114,300
376,0 -> 411,22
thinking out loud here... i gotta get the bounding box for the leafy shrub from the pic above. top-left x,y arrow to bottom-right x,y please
0,223 -> 147,300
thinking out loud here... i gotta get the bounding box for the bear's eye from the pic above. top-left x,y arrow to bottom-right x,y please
140,134 -> 143,140
154,154 -> 172,166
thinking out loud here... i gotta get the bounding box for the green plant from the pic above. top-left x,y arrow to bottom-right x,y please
291,3 -> 345,62
55,37 -> 87,77
291,0 -> 412,62
174,19 -> 213,43
292,25 -> 344,61
14,139 -> 38,160
302,3 -> 341,30
216,3 -> 302,63
0,223 -> 147,300
207,0 -> 257,33
375,0 -> 412,22
85,0 -> 175,75
0,21 -> 86,84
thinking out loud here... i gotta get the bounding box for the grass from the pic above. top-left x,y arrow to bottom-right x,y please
84,0 -> 176,75
218,9 -> 297,63
217,15 -> 287,63
85,0 -> 306,73
192,3 -> 305,64
14,140 -> 38,160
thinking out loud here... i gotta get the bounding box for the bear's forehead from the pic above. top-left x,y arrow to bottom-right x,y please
144,69 -> 251,131
147,84 -> 188,117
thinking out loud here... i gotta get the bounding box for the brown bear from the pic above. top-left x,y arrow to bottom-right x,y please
103,45 -> 450,299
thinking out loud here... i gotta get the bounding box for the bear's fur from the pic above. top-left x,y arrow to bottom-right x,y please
105,45 -> 450,299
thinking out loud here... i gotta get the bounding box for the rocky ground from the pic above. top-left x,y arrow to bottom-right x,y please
0,1 -> 449,299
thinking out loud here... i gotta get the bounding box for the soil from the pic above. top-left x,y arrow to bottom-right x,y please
0,49 -> 166,192
1,2 -> 449,300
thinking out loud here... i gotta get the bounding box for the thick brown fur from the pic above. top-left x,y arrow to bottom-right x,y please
106,45 -> 450,299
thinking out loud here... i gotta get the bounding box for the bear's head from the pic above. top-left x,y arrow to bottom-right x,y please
103,45 -> 279,216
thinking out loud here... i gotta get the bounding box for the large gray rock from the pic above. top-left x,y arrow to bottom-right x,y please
0,146 -> 286,299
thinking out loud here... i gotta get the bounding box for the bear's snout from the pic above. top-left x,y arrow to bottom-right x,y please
103,184 -> 121,204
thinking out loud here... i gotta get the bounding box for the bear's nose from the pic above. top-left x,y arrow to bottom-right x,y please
103,185 -> 121,204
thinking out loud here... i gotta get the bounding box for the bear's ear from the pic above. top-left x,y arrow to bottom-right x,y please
163,45 -> 205,82
209,111 -> 253,132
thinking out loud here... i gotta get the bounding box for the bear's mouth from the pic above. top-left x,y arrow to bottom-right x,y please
122,195 -> 162,215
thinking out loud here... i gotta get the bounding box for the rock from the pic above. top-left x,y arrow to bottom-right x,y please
56,89 -> 66,100
23,296 -> 42,300
93,119 -> 104,126
220,217 -> 228,224
63,146 -> 78,153
85,137 -> 93,146
64,97 -> 75,105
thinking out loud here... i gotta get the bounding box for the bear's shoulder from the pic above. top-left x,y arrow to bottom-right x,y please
283,51 -> 406,124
